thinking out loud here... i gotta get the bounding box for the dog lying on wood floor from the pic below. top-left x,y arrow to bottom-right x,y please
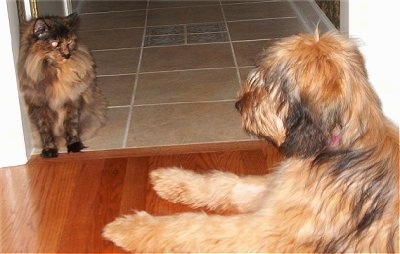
102,31 -> 399,253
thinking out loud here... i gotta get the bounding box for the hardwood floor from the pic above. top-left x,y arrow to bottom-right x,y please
0,141 -> 282,253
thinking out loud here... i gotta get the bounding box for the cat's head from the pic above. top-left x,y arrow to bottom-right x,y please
29,13 -> 79,63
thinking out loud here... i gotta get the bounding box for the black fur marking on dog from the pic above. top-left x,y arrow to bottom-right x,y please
280,101 -> 326,157
311,149 -> 396,252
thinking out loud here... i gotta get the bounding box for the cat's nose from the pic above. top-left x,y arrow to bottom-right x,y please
62,53 -> 71,59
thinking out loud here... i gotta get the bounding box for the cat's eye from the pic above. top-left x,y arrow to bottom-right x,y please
50,41 -> 58,47
67,39 -> 73,44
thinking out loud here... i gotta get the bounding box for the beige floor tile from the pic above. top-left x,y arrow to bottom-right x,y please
97,75 -> 135,107
233,39 -> 276,67
78,28 -> 144,50
147,5 -> 223,26
84,107 -> 130,150
92,48 -> 141,76
127,102 -> 250,147
223,1 -> 296,21
78,10 -> 146,31
148,1 -> 219,9
140,43 -> 235,72
134,68 -> 239,105
228,18 -> 304,41
73,1 -> 147,13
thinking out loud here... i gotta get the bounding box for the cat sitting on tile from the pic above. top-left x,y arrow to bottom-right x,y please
18,13 -> 107,158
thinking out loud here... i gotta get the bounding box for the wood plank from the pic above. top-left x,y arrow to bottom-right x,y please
1,162 -> 80,252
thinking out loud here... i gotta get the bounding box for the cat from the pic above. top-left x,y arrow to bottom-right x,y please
18,13 -> 107,158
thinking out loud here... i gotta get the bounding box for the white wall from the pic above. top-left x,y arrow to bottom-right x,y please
347,0 -> 399,125
0,0 -> 28,168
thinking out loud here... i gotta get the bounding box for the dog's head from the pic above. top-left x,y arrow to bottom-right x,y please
236,31 -> 382,157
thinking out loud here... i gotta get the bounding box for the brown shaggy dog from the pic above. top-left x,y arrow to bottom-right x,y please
102,31 -> 399,253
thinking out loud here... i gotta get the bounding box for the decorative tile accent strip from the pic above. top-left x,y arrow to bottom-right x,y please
146,25 -> 185,36
144,34 -> 185,47
144,22 -> 228,47
187,32 -> 229,44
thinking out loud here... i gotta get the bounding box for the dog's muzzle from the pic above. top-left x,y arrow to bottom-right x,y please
235,100 -> 242,112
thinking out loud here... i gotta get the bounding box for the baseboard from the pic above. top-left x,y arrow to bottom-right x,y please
27,140 -> 278,163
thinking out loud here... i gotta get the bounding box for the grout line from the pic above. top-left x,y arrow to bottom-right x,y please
184,24 -> 188,45
78,26 -> 145,32
138,67 -> 237,75
142,40 -> 229,49
107,105 -> 130,109
231,38 -> 276,43
96,66 -> 255,79
133,99 -> 237,108
97,72 -> 136,78
218,0 -> 242,87
147,3 -> 221,11
146,31 -> 228,37
147,20 -> 225,28
91,47 -> 141,52
222,0 -> 282,5
226,16 -> 297,24
79,9 -> 146,16
122,0 -> 150,148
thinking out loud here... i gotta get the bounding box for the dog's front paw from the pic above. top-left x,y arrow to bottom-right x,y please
150,167 -> 200,205
102,211 -> 159,252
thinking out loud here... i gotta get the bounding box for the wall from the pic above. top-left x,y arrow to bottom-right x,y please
0,0 -> 28,168
346,0 -> 399,125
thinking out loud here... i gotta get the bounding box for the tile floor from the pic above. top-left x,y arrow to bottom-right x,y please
70,0 -> 312,151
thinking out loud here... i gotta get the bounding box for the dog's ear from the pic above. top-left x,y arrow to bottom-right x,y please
254,48 -> 328,157
248,62 -> 328,157
280,98 -> 327,157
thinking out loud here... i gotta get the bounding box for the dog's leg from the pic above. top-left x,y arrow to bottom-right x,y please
151,167 -> 270,213
102,211 -> 275,253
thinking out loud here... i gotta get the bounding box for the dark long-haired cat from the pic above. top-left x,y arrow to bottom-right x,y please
18,13 -> 107,158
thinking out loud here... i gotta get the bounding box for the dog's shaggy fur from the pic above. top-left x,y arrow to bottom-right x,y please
102,31 -> 399,253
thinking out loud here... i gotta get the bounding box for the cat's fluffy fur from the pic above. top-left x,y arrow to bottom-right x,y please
18,13 -> 107,158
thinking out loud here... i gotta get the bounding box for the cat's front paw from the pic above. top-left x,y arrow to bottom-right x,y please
67,141 -> 87,153
41,148 -> 58,158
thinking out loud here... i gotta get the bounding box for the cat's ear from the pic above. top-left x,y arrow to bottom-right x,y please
66,12 -> 79,28
33,19 -> 50,40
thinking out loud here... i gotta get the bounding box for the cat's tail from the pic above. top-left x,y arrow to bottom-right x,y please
80,86 -> 108,141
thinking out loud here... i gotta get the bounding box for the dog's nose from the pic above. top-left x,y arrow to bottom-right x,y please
235,100 -> 242,111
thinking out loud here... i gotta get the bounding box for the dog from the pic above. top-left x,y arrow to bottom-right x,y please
102,31 -> 399,253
